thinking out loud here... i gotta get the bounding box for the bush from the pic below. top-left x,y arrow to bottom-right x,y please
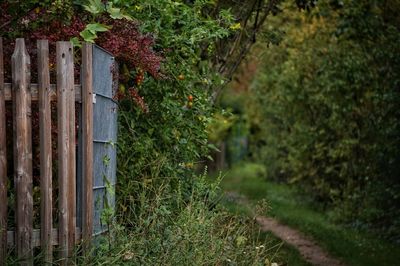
250,0 -> 400,237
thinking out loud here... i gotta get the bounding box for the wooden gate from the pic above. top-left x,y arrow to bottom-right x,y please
77,46 -> 118,237
0,38 -> 117,265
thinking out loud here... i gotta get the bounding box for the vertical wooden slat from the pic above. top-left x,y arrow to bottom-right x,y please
56,42 -> 71,263
12,38 -> 33,265
0,37 -> 8,266
37,40 -> 52,264
81,43 -> 93,251
66,44 -> 76,256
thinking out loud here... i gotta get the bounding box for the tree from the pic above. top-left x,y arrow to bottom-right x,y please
251,0 -> 400,237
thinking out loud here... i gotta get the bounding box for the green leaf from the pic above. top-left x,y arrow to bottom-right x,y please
79,23 -> 110,43
70,37 -> 81,48
79,29 -> 97,43
106,2 -> 122,19
207,143 -> 219,152
86,23 -> 111,34
106,2 -> 133,20
83,0 -> 105,15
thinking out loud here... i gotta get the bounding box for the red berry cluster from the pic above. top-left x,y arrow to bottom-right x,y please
135,68 -> 145,86
187,95 -> 194,109
128,87 -> 149,113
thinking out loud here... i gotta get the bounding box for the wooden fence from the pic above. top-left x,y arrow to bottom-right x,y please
0,38 -> 94,265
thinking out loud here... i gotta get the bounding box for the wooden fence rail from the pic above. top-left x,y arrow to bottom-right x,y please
0,38 -> 94,265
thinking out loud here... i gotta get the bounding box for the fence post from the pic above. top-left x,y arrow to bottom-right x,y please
67,45 -> 76,258
0,37 -> 8,266
12,38 -> 33,265
81,43 -> 93,252
37,40 -> 52,264
56,41 -> 74,263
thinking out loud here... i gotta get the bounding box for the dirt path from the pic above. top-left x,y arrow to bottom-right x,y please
256,216 -> 345,266
225,192 -> 345,266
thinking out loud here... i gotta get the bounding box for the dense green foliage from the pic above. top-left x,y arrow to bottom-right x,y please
249,0 -> 400,237
114,0 -> 234,222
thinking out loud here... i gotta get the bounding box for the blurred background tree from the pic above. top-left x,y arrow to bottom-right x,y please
241,0 -> 400,238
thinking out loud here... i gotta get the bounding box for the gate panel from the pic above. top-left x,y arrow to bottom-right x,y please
91,45 -> 118,235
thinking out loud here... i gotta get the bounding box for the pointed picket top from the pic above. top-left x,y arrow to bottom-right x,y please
12,38 -> 31,90
13,38 -> 29,57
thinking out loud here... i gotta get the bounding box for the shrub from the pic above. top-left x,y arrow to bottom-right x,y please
250,0 -> 400,237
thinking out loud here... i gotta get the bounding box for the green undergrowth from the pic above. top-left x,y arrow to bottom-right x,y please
219,200 -> 310,266
214,162 -> 400,266
86,173 -> 272,265
8,173 -> 278,265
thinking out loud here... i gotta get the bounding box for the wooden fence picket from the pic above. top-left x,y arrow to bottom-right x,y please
37,40 -> 52,264
81,43 -> 94,252
12,38 -> 33,265
56,41 -> 74,263
66,43 -> 76,258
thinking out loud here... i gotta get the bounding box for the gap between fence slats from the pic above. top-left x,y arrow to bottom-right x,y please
12,38 -> 33,266
0,37 -> 8,266
38,40 -> 52,264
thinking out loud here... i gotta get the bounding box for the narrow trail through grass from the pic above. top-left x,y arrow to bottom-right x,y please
256,216 -> 344,266
213,162 -> 400,266
225,191 -> 344,266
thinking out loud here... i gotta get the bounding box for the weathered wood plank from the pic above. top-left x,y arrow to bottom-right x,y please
0,37 -> 8,266
56,42 -> 70,264
4,83 -> 82,102
81,43 -> 94,252
7,228 -> 82,247
37,40 -> 52,264
66,43 -> 76,257
12,38 -> 33,265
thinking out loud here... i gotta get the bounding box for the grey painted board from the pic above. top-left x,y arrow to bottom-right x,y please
93,95 -> 118,142
93,142 -> 117,187
93,189 -> 105,235
92,45 -> 117,235
92,46 -> 114,98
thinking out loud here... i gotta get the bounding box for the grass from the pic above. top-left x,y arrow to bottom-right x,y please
213,164 -> 311,266
258,231 -> 311,266
9,172 -> 279,265
222,197 -> 311,266
213,162 -> 400,266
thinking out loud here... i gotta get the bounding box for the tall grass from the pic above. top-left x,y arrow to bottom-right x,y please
75,174 -> 272,265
